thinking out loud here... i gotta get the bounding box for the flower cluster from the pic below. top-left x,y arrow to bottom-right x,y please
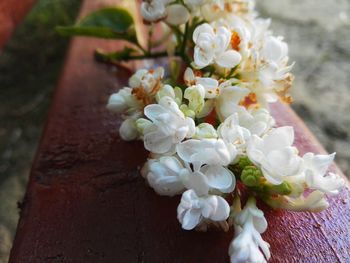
106,0 -> 345,262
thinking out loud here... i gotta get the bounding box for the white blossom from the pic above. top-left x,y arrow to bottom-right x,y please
193,123 -> 218,139
181,164 -> 236,195
143,96 -> 195,154
229,197 -> 270,263
184,67 -> 220,99
184,84 -> 206,114
165,4 -> 190,25
184,0 -> 206,11
267,190 -> 329,212
303,153 -> 344,195
141,1 -> 189,25
193,23 -> 242,69
129,67 -> 164,94
200,1 -> 226,22
218,113 -> 251,152
237,107 -> 275,136
247,126 -> 303,185
143,156 -> 186,196
119,118 -> 139,141
141,0 -> 169,22
177,189 -> 230,230
176,138 -> 237,171
106,87 -> 142,114
216,85 -> 250,121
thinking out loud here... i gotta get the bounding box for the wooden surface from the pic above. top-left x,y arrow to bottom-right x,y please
0,0 -> 36,49
9,0 -> 350,262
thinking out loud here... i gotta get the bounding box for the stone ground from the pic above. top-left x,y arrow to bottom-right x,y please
0,1 -> 80,262
257,0 -> 350,178
0,0 -> 349,262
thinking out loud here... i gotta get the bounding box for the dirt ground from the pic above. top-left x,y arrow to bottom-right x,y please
0,0 -> 349,262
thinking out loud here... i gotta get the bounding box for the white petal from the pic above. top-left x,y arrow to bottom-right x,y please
147,159 -> 185,196
184,67 -> 195,86
160,156 -> 184,173
201,165 -> 235,192
194,46 -> 213,68
196,77 -> 219,98
202,195 -> 230,221
193,23 -> 214,43
182,209 -> 202,230
263,126 -> 294,152
215,27 -> 231,51
119,119 -> 138,141
196,99 -> 215,119
107,93 -> 127,113
305,171 -> 344,195
303,152 -> 335,176
165,4 -> 190,25
265,147 -> 302,177
215,50 -> 241,68
182,170 -> 210,196
141,0 -> 167,22
144,104 -> 167,123
144,131 -> 172,153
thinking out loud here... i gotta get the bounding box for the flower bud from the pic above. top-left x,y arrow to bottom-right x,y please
119,119 -> 139,141
237,156 -> 254,170
241,166 -> 263,187
180,104 -> 195,119
135,118 -> 152,134
265,181 -> 292,196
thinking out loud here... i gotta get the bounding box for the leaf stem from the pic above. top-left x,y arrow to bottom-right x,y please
135,42 -> 147,54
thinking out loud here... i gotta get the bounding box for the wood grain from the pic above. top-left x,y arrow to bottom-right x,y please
9,0 -> 350,262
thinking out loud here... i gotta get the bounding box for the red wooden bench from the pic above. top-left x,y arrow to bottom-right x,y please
9,0 -> 350,262
0,0 -> 36,49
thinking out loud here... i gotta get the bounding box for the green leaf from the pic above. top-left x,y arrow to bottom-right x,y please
94,47 -> 137,62
56,8 -> 137,42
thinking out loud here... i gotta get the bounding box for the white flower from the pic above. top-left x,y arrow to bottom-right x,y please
266,190 -> 329,212
303,153 -> 344,195
106,87 -> 142,114
237,107 -> 275,137
119,118 -> 139,141
193,123 -> 218,139
181,165 -> 236,195
144,156 -> 186,196
143,96 -> 195,154
141,0 -> 169,22
184,84 -> 206,114
216,85 -> 250,121
261,36 -> 288,66
176,138 -> 237,171
129,67 -> 164,94
219,106 -> 274,139
200,1 -> 225,22
184,67 -> 220,99
141,1 -> 189,25
229,197 -> 270,263
177,189 -> 230,230
218,113 -> 251,152
193,23 -> 241,69
165,4 -> 190,25
184,0 -> 206,11
247,126 -> 302,185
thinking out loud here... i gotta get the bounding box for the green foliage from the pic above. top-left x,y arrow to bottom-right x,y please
56,8 -> 137,43
94,47 -> 136,62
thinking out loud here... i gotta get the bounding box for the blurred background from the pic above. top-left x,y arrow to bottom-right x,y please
0,0 -> 349,262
